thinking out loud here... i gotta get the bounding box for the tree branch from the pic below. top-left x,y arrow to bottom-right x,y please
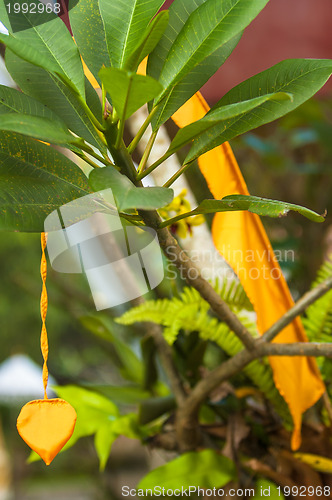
106,135 -> 332,452
179,276 -> 332,426
176,340 -> 332,451
140,210 -> 257,352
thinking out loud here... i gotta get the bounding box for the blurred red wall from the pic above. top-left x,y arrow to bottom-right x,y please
164,0 -> 332,103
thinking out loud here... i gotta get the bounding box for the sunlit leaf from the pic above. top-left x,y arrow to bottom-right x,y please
163,195 -> 325,225
125,10 -> 169,71
0,113 -> 80,145
69,0 -> 110,86
98,0 -> 164,68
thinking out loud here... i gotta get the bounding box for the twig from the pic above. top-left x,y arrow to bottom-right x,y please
261,342 -> 332,357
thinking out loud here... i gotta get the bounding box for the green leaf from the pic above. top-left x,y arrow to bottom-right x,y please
0,131 -> 90,232
53,385 -> 119,452
0,32 -> 71,86
148,0 -> 241,126
148,0 -> 207,82
155,0 -> 269,104
94,424 -> 117,471
174,195 -> 325,223
187,58 -> 332,162
89,166 -> 173,211
125,10 -> 169,71
169,92 -> 292,153
5,51 -> 106,151
80,315 -> 144,384
0,1 -> 10,29
98,0 -> 164,69
88,385 -> 151,405
0,84 -> 61,122
152,35 -> 241,129
54,385 -> 143,470
2,8 -> 85,97
69,0 -> 111,86
0,113 -> 80,145
99,67 -> 163,120
137,450 -> 236,489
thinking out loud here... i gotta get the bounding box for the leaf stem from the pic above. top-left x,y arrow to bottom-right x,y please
163,161 -> 194,187
136,149 -> 173,180
79,142 -> 113,166
115,120 -> 125,149
74,150 -> 102,169
137,130 -> 158,175
77,95 -> 106,133
159,210 -> 196,228
128,106 -> 159,154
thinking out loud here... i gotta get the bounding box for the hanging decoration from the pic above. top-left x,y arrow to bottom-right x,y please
16,233 -> 77,465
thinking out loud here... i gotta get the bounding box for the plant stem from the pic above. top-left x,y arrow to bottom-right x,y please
128,106 -> 159,154
137,130 -> 158,175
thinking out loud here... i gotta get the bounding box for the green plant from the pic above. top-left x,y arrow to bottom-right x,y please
1,0 -> 332,492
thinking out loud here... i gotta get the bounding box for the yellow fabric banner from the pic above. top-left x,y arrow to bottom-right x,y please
172,92 -> 325,449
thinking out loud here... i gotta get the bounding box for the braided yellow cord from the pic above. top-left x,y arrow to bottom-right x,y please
40,233 -> 49,399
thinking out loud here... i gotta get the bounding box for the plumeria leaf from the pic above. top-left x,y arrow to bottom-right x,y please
89,166 -> 173,211
99,67 -> 163,120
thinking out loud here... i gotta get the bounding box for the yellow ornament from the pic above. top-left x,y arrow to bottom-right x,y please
17,233 -> 77,465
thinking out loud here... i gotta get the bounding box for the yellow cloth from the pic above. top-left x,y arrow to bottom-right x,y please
17,234 -> 77,465
17,399 -> 77,465
172,92 -> 325,450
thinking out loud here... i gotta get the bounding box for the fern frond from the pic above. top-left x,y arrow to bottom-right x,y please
302,256 -> 332,344
116,298 -> 170,326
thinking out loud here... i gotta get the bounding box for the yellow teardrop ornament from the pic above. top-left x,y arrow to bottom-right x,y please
17,233 -> 77,465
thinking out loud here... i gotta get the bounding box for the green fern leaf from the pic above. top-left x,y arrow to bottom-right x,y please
302,256 -> 332,344
116,279 -> 290,423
